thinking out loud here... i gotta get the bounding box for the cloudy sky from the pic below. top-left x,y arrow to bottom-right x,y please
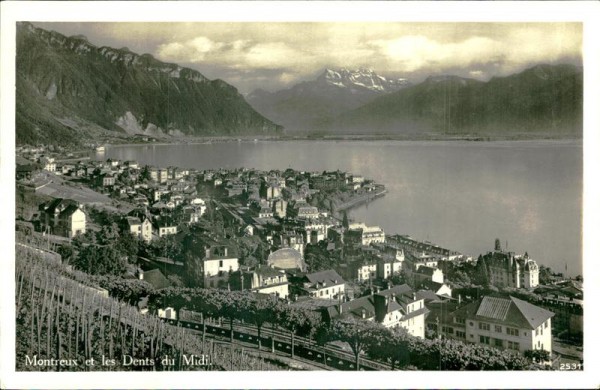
34,22 -> 582,94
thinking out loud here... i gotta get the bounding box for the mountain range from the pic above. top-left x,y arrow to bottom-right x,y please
247,68 -> 411,132
330,64 -> 583,136
16,22 -> 282,146
15,23 -> 582,145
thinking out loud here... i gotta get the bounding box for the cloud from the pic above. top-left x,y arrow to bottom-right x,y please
364,25 -> 580,82
244,42 -> 306,69
370,35 -> 522,72
157,36 -> 227,63
35,22 -> 582,92
156,36 -> 311,72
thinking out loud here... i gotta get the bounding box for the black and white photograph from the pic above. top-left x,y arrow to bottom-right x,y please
1,2 -> 599,389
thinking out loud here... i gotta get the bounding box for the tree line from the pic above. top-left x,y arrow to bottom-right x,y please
147,287 -> 535,371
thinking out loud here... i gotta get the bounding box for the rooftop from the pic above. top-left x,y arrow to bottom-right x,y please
454,295 -> 555,330
305,269 -> 345,287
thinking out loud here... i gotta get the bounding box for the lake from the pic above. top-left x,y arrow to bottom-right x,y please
98,139 -> 583,276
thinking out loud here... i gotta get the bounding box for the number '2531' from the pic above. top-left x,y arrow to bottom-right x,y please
559,363 -> 583,370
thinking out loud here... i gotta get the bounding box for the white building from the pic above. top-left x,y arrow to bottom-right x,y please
444,296 -> 554,356
326,284 -> 428,338
298,270 -> 346,299
39,156 -> 56,172
355,262 -> 378,283
154,219 -> 177,237
413,265 -> 444,285
233,266 -> 289,299
347,222 -> 385,246
190,198 -> 207,216
296,206 -> 320,220
202,246 -> 239,288
40,198 -> 86,238
124,216 -> 153,242
377,256 -> 403,279
304,218 -> 336,244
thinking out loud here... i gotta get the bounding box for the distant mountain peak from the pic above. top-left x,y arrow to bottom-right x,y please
247,67 -> 412,133
318,67 -> 410,92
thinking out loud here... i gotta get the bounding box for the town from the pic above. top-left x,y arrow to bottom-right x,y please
15,144 -> 583,371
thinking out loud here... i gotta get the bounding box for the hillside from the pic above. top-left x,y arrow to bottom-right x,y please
16,23 -> 282,146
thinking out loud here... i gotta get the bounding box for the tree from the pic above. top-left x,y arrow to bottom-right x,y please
304,242 -> 338,272
524,349 -> 550,364
538,265 -> 554,285
116,232 -> 139,264
452,270 -> 472,286
205,290 -> 248,344
239,296 -> 276,351
140,165 -> 152,182
390,270 -> 409,286
56,244 -> 75,265
72,244 -> 127,276
276,305 -> 309,358
342,211 -> 349,229
475,254 -> 490,286
329,318 -> 380,370
183,252 -> 205,287
365,327 -> 411,370
72,230 -> 97,250
96,278 -> 155,305
150,235 -> 181,260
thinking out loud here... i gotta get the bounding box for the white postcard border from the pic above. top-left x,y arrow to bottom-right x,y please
1,2 -> 599,389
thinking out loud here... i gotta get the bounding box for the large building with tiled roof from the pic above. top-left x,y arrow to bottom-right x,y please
438,295 -> 554,355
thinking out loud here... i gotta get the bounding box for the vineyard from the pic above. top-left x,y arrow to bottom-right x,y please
15,240 -> 537,371
15,245 -> 285,371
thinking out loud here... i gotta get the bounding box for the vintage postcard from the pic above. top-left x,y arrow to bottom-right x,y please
1,1 -> 599,389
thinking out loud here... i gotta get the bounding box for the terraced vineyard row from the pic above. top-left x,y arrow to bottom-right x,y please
15,245 -> 284,371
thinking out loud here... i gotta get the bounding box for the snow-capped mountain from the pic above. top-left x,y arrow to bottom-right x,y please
318,67 -> 410,92
247,68 -> 411,132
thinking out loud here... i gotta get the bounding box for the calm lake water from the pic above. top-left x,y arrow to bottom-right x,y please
98,140 -> 583,276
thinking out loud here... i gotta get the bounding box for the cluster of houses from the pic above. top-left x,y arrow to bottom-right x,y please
19,150 -> 209,241
16,147 -> 561,360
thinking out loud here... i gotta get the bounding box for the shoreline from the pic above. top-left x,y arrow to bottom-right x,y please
101,136 -> 583,150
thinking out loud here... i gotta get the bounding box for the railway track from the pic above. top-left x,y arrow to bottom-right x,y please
163,316 -> 393,371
